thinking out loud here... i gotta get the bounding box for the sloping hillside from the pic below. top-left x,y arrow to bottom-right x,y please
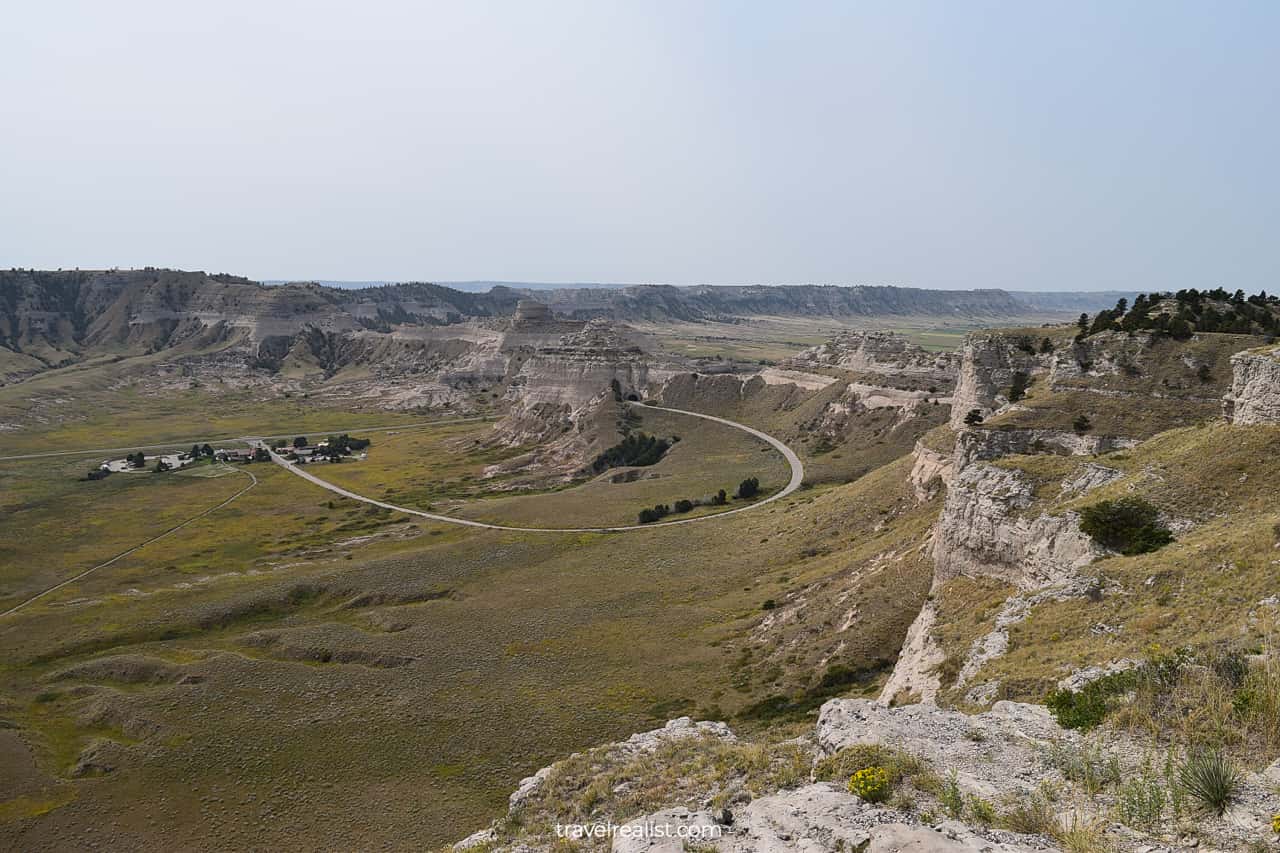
450,312 -> 1280,852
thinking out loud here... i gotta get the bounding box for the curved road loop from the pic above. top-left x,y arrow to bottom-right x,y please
1,466 -> 260,618
1,407 -> 801,615
270,403 -> 804,533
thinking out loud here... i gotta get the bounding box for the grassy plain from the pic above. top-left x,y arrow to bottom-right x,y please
0,386 -> 446,458
0,445 -> 927,849
633,316 -> 980,364
456,407 -> 791,527
302,407 -> 792,528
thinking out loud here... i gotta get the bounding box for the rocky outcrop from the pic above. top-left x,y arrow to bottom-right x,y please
791,331 -> 959,386
949,333 -> 1046,429
877,591 -> 944,704
509,717 -> 735,813
818,698 -> 1070,800
1058,463 -> 1124,498
1046,330 -> 1152,387
1055,658 -> 1139,692
1224,348 -> 1280,424
617,786 -> 1046,852
462,695 -> 1280,853
471,706 -> 1054,852
907,440 -> 954,503
952,428 -> 1137,472
504,321 -> 652,416
511,299 -> 554,326
484,320 -> 676,479
932,464 -> 1098,588
756,366 -> 838,391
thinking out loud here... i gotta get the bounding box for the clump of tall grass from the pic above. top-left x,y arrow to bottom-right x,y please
1053,813 -> 1112,853
1177,748 -> 1241,816
1000,793 -> 1057,835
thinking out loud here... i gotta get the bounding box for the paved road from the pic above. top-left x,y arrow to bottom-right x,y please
267,403 -> 804,533
0,466 -> 260,618
0,418 -> 489,462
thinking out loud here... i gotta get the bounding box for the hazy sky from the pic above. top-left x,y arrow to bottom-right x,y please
3,1 -> 1277,290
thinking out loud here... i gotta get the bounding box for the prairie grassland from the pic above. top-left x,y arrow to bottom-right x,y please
0,454 -> 466,614
0,332 -> 941,848
0,433 -> 925,850
0,373 -> 448,457
454,407 -> 792,527
293,419 -> 519,501
307,406 -> 791,528
0,456 -> 250,610
637,316 -> 982,363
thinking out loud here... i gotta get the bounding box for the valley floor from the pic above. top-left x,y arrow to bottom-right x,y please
0,389 -> 926,850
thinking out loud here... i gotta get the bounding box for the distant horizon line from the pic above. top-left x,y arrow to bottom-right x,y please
5,266 -> 1137,294
262,278 -> 1135,295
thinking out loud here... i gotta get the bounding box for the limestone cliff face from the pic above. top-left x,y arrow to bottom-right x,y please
791,331 -> 959,386
1225,348 -> 1280,424
949,334 -> 1045,428
907,440 -> 954,504
952,427 -> 1137,471
932,463 -> 1097,589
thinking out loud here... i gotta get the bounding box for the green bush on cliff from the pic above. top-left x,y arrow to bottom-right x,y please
1079,497 -> 1173,555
